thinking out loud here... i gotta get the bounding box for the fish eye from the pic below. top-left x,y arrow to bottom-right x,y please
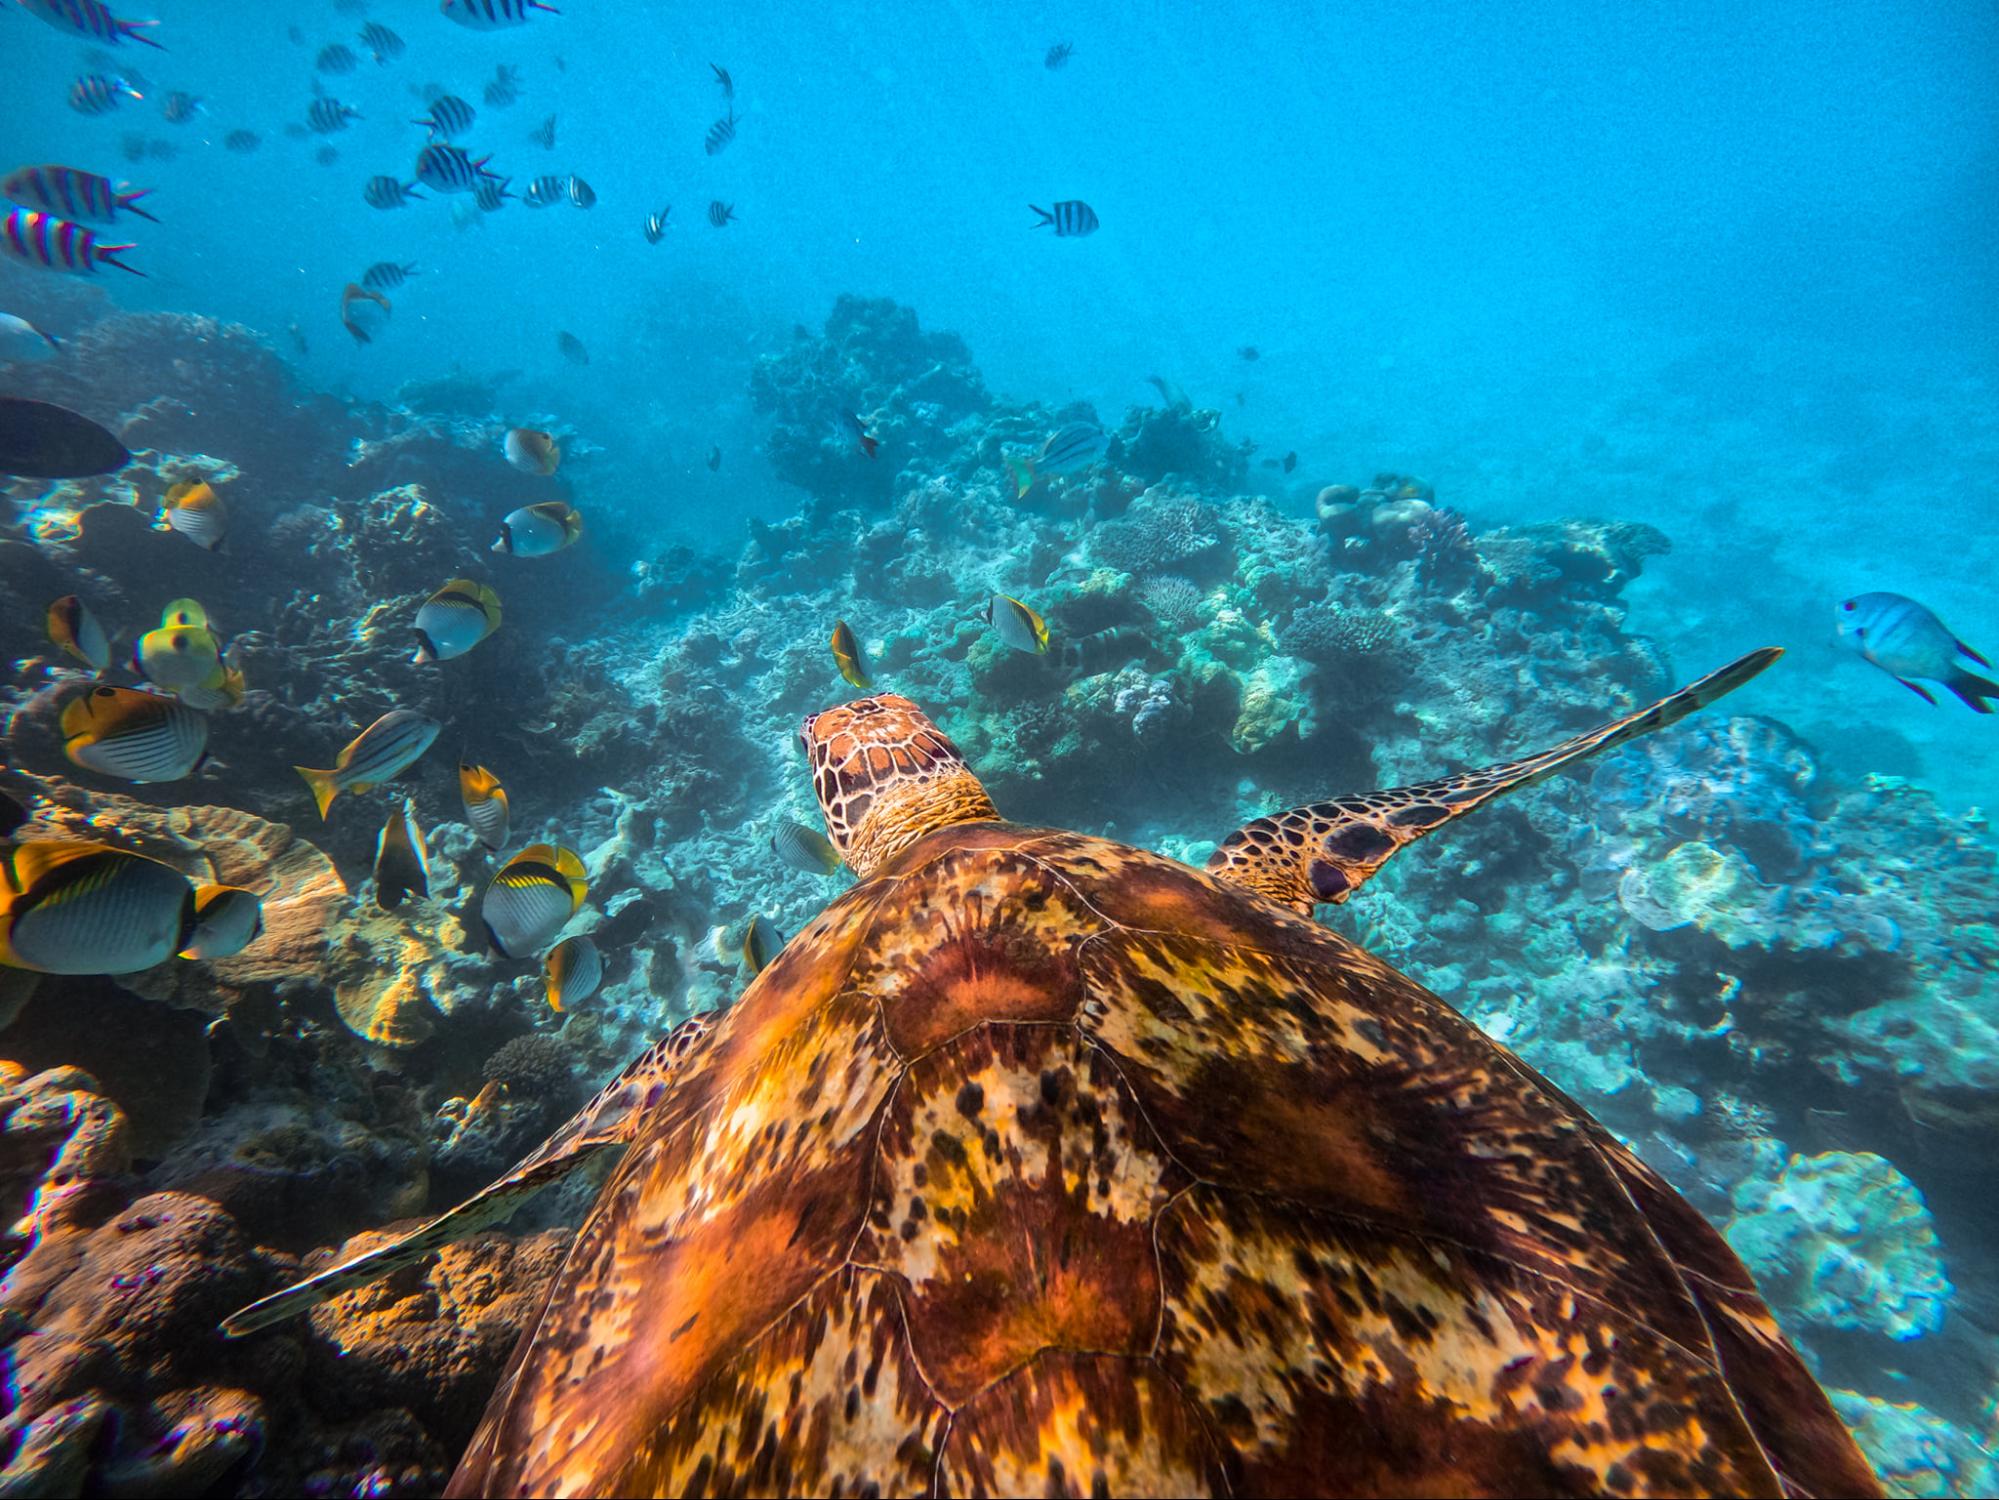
1840,601 -> 1855,611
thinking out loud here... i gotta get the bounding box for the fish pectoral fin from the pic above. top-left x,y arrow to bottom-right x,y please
219,1012 -> 718,1338
1206,648 -> 1783,912
1894,676 -> 1939,706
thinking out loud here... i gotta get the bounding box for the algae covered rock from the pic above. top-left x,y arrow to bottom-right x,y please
1726,1150 -> 1952,1342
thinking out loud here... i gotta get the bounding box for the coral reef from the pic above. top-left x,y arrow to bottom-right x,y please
3,292 -> 1991,1493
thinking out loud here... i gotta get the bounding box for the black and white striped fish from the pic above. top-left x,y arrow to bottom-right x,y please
483,65 -> 522,108
359,22 -> 404,63
308,97 -> 360,133
521,174 -> 568,208
1030,199 -> 1098,237
415,144 -> 494,194
362,261 -> 417,291
1059,625 -> 1147,677
362,175 -> 423,209
482,844 -> 586,959
2,210 -> 141,277
23,0 -> 163,50
70,74 -> 142,115
3,165 -> 156,224
414,94 -> 475,141
316,43 -> 358,74
529,114 -> 556,149
708,200 -> 736,228
704,110 -> 736,155
293,709 -> 441,820
0,841 -> 198,977
710,63 -> 733,99
61,684 -> 208,783
643,205 -> 669,242
443,0 -> 559,27
160,90 -> 202,123
473,175 -> 513,211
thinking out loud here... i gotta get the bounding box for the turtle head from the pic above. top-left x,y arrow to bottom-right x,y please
801,695 -> 1000,877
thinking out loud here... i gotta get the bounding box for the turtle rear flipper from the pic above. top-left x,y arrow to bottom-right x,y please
220,1013 -> 716,1338
1206,647 -> 1782,913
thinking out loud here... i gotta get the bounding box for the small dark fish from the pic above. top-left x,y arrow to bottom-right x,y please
363,260 -> 417,291
1238,345 -> 1260,362
316,43 -> 358,74
3,165 -> 157,224
223,129 -> 260,153
710,63 -> 733,99
444,0 -> 560,27
286,321 -> 307,354
145,138 -> 175,162
0,397 -> 129,479
414,94 -> 475,141
373,799 -> 430,909
21,0 -> 164,51
308,97 -> 360,133
643,205 -> 670,242
363,175 -> 424,209
557,330 -> 588,365
473,176 -> 513,211
70,74 -> 142,115
313,144 -> 340,167
340,281 -> 390,345
1060,626 -> 1148,678
529,114 -> 556,149
566,175 -> 595,209
522,174 -> 568,208
2,211 -> 141,277
830,620 -> 871,690
1030,200 -> 1097,237
704,110 -> 736,156
707,200 -> 735,228
483,64 -> 522,108
740,914 -> 784,975
705,445 -> 720,472
841,410 -> 879,459
1282,450 -> 1297,474
359,22 -> 404,63
415,144 -> 494,194
1145,373 -> 1192,413
0,789 -> 27,839
160,90 -> 201,123
1045,41 -> 1073,69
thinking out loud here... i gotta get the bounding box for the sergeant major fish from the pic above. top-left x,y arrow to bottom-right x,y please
414,94 -> 475,141
2,211 -> 141,276
415,144 -> 494,194
443,0 -> 561,30
308,97 -> 360,133
1030,200 -> 1097,237
69,74 -> 143,115
362,261 -> 418,291
3,165 -> 157,223
1836,592 -> 1998,712
294,709 -> 442,819
20,0 -> 164,50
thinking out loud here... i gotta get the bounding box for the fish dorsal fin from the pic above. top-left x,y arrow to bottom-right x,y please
220,1012 -> 718,1338
1206,648 -> 1782,913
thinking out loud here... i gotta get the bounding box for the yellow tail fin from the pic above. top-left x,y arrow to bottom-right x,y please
295,766 -> 339,820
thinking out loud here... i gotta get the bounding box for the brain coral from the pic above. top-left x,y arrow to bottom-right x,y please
1088,493 -> 1228,578
1725,1150 -> 1952,1341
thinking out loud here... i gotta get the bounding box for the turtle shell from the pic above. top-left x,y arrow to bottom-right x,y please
447,824 -> 1880,1499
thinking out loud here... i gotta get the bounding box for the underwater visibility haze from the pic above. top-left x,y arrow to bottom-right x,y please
0,0 -> 1996,1494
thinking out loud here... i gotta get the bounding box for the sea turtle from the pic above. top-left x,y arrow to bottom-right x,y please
226,646 -> 1882,1498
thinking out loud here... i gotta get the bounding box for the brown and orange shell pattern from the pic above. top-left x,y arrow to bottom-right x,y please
445,823 -> 1880,1499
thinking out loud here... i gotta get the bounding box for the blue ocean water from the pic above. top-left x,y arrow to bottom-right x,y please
2,0 -> 1997,1493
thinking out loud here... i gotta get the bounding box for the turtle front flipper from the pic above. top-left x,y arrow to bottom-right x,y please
220,1012 -> 716,1338
1206,647 -> 1782,913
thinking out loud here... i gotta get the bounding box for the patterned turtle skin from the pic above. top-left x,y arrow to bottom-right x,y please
430,679 -> 1880,1499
